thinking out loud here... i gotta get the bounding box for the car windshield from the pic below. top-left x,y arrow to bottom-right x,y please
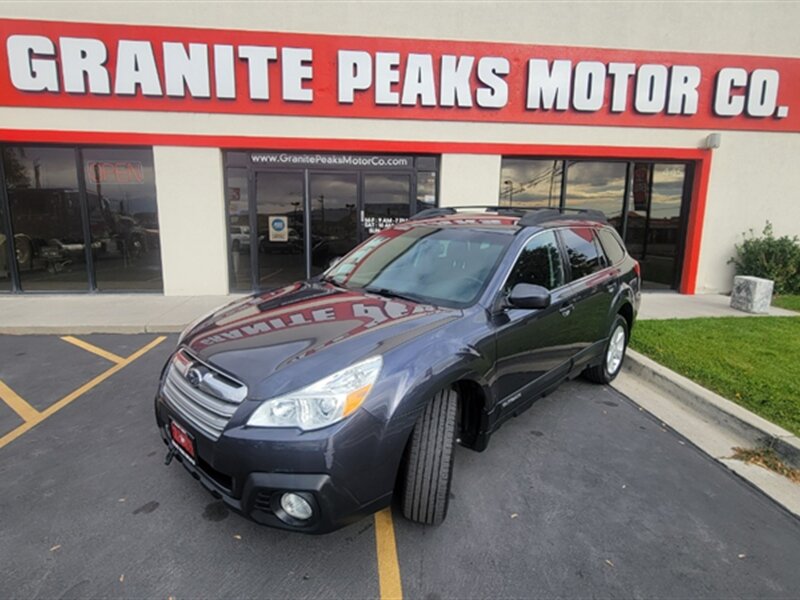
323,225 -> 512,307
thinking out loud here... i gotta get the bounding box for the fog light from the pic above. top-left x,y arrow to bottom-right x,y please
280,492 -> 313,521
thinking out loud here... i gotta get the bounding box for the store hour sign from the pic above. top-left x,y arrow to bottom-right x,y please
1,18 -> 799,132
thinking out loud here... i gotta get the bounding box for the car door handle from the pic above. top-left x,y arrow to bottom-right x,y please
559,303 -> 574,317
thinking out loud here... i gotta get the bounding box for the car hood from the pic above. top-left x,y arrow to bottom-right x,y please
182,282 -> 460,397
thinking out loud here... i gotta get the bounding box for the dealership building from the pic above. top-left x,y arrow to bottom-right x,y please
0,2 -> 798,298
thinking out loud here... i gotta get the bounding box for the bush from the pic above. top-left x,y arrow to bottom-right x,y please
730,222 -> 800,295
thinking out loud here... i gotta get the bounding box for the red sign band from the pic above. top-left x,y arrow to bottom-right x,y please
1,18 -> 798,132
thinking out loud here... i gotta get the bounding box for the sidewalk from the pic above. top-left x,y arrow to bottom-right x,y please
0,294 -> 243,334
638,291 -> 797,319
0,291 -> 796,335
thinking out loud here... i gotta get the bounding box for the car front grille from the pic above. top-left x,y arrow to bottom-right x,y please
161,350 -> 247,441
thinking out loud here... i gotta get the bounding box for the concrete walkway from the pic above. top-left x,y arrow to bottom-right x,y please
0,294 -> 244,334
639,291 -> 797,320
0,291 -> 796,334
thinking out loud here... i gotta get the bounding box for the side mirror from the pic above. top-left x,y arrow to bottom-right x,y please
507,283 -> 551,310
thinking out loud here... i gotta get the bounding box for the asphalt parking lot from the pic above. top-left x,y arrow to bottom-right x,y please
2,334 -> 800,599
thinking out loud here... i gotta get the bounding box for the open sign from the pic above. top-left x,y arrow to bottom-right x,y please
85,160 -> 145,185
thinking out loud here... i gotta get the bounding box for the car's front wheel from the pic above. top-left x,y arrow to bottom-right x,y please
400,388 -> 458,525
584,315 -> 629,384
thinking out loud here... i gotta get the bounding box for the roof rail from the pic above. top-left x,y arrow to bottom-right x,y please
408,207 -> 456,220
409,205 -> 607,226
518,207 -> 607,226
408,205 -> 526,221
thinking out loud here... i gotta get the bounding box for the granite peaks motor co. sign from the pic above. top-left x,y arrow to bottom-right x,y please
1,18 -> 799,132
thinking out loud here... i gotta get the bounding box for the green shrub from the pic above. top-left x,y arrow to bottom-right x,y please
730,222 -> 800,294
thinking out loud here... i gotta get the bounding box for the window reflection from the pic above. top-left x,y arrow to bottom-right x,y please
564,161 -> 627,232
82,148 -> 162,291
626,163 -> 686,288
226,167 -> 251,292
364,174 -> 411,234
499,159 -> 562,208
257,171 -> 306,288
0,198 -> 10,291
560,227 -> 604,280
309,173 -> 359,276
416,171 -> 437,212
500,156 -> 690,290
505,231 -> 564,291
3,146 -> 89,291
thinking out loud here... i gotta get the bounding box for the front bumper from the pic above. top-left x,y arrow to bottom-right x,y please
155,395 -> 394,534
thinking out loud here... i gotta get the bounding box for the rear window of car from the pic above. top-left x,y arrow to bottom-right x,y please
596,227 -> 626,265
559,227 -> 604,280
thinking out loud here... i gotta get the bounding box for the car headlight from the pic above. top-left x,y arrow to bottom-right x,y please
247,356 -> 383,431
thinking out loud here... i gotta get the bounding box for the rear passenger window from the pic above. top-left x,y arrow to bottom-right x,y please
597,228 -> 626,265
560,227 -> 604,280
505,230 -> 565,292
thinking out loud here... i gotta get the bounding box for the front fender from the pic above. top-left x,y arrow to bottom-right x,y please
360,333 -> 494,495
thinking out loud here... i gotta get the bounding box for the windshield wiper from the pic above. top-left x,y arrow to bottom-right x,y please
365,287 -> 428,304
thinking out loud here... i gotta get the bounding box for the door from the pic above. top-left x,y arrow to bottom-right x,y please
309,172 -> 359,276
625,163 -> 688,289
557,226 -> 616,367
493,230 -> 573,406
362,173 -> 412,237
255,171 -> 306,289
247,168 -> 415,290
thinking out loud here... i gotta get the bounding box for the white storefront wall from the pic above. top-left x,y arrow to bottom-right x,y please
1,2 -> 798,295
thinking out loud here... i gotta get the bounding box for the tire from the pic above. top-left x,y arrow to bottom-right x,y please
584,315 -> 629,384
400,388 -> 458,526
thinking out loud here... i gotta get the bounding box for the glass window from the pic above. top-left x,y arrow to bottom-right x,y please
0,195 -> 10,291
416,171 -> 437,213
499,159 -> 562,208
3,146 -> 89,291
504,230 -> 564,292
226,167 -> 251,292
564,161 -> 627,232
309,172 -> 359,276
82,148 -> 161,291
596,227 -> 626,265
325,227 -> 511,308
626,163 -> 687,288
257,171 -> 306,288
560,227 -> 604,280
364,174 -> 411,234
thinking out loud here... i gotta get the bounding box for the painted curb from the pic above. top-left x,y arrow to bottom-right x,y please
624,348 -> 800,469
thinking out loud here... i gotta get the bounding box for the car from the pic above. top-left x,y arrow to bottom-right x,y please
155,206 -> 641,533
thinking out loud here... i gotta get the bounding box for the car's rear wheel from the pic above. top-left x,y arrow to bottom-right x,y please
400,388 -> 458,525
584,315 -> 628,384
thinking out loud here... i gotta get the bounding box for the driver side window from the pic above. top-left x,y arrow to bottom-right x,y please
504,230 -> 565,293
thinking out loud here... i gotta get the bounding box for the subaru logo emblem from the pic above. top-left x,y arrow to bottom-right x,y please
186,367 -> 204,388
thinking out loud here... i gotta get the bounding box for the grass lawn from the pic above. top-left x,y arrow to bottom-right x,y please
630,317 -> 800,436
773,295 -> 800,312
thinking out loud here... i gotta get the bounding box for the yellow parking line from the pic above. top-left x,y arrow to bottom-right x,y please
0,379 -> 41,423
60,335 -> 125,364
374,508 -> 403,600
0,336 -> 166,450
